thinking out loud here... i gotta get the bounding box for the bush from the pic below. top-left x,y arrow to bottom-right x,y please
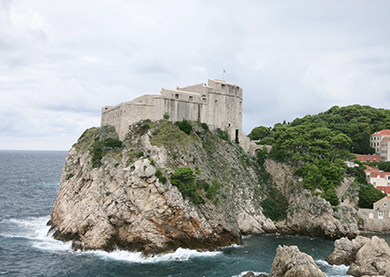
155,169 -> 167,184
206,179 -> 221,200
171,167 -> 204,204
200,122 -> 209,131
163,112 -> 170,120
216,128 -> 229,141
175,119 -> 192,135
359,183 -> 387,208
261,198 -> 287,222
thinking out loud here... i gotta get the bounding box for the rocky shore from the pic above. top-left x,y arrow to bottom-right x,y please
48,122 -> 361,255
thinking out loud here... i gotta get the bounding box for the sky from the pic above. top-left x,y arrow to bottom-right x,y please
1,0 -> 390,150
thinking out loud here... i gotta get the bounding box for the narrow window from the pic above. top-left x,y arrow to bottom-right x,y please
189,96 -> 193,101
175,94 -> 179,99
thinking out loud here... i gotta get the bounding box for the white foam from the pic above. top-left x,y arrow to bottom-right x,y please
0,216 -> 72,252
315,259 -> 349,277
83,247 -> 222,263
218,243 -> 243,249
232,271 -> 268,277
1,216 -> 222,263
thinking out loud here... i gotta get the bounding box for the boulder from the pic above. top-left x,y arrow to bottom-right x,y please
268,245 -> 326,277
347,236 -> 390,277
325,236 -> 370,265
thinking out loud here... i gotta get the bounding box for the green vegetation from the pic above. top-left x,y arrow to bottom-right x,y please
252,104 -> 390,206
248,126 -> 270,140
155,169 -> 167,184
66,173 -> 74,180
163,112 -> 170,120
359,183 -> 387,208
171,167 -> 204,204
91,126 -> 124,168
216,128 -> 229,141
174,119 -> 192,135
171,167 -> 222,205
365,161 -> 390,172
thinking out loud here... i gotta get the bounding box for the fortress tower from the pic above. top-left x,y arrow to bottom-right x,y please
101,79 -> 256,153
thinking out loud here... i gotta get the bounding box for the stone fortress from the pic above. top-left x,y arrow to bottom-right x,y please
101,79 -> 259,154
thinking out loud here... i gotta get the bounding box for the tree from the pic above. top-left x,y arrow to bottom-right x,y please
248,126 -> 270,140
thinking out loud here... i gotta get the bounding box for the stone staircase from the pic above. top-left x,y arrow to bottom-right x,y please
337,176 -> 355,199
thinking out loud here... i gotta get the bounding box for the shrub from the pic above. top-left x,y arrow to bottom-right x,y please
200,122 -> 209,131
206,179 -> 221,200
175,119 -> 192,135
359,183 -> 387,208
171,167 -> 204,204
163,113 -> 170,120
155,169 -> 167,184
216,128 -> 229,141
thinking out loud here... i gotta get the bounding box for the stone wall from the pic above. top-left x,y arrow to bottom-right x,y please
101,79 -> 257,153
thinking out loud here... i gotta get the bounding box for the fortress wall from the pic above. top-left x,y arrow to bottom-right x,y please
164,98 -> 204,123
178,83 -> 211,95
101,79 -> 254,153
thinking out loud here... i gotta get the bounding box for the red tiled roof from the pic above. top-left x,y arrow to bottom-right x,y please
370,172 -> 390,178
388,196 -> 390,200
371,129 -> 390,136
364,165 -> 380,172
376,186 -> 390,194
355,154 -> 382,161
383,137 -> 390,142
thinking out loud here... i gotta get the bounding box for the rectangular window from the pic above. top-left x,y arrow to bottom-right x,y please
379,210 -> 384,219
369,213 -> 374,218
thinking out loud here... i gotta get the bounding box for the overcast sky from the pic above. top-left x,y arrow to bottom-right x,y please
1,0 -> 390,150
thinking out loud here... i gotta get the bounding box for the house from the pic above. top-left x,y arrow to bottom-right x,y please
376,186 -> 390,195
359,196 -> 390,220
366,171 -> 390,188
355,154 -> 382,162
370,130 -> 390,161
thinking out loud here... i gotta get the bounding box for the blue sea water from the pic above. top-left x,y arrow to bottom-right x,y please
1,150 -> 389,277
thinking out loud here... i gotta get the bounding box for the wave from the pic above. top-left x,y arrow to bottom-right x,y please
0,215 -> 222,263
0,216 -> 72,252
82,247 -> 222,263
232,271 -> 268,277
315,259 -> 349,277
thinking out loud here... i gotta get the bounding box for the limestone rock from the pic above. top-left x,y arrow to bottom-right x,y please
268,245 -> 326,277
264,159 -> 359,240
48,124 -> 273,255
325,236 -> 370,265
347,236 -> 390,277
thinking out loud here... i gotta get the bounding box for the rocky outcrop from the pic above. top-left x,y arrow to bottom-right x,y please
278,192 -> 359,239
326,235 -> 390,276
268,245 -> 326,277
325,236 -> 370,265
347,236 -> 390,277
265,159 -> 359,239
48,122 -> 275,254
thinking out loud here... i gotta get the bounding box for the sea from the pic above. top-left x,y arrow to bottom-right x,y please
1,150 -> 389,277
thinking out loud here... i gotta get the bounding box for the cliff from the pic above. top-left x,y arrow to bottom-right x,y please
48,121 -> 275,255
48,120 -> 360,255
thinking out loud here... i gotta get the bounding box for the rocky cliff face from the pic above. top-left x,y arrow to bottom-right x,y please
265,159 -> 360,239
49,120 -> 361,254
48,122 -> 275,254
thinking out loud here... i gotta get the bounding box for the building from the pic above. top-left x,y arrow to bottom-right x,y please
355,154 -> 382,162
101,79 -> 259,154
367,171 -> 390,188
370,130 -> 390,161
377,186 -> 390,195
359,196 -> 390,220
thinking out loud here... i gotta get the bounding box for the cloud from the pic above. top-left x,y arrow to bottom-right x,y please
1,0 -> 390,149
